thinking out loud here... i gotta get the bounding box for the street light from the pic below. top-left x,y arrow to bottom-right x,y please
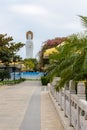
13,56 -> 18,81
13,58 -> 16,81
19,60 -> 22,79
13,55 -> 22,81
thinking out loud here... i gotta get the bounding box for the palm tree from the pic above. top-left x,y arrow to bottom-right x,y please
41,15 -> 87,99
46,33 -> 87,91
79,15 -> 87,99
79,15 -> 87,28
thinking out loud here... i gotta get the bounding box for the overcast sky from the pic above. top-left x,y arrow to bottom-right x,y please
0,0 -> 87,58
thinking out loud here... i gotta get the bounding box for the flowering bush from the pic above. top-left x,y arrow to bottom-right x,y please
42,37 -> 67,51
39,37 -> 67,70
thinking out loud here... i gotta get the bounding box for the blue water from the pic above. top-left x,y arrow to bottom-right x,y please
11,72 -> 44,80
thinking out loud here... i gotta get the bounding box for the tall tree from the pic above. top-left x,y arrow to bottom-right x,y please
0,34 -> 24,66
46,33 -> 87,90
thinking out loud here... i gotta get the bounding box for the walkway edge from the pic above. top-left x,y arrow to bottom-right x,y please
49,92 -> 75,130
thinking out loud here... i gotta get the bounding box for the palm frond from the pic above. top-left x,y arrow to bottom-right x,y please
79,15 -> 87,28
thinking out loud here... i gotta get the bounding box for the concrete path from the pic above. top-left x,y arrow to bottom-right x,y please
20,86 -> 41,130
0,81 -> 64,130
41,91 -> 64,130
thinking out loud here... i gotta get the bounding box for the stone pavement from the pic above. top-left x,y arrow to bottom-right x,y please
0,81 -> 64,130
41,91 -> 64,130
20,86 -> 41,130
0,81 -> 37,130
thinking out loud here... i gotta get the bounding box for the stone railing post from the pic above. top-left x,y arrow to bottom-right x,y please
60,89 -> 62,110
77,106 -> 80,130
77,82 -> 86,100
55,91 -> 58,102
69,80 -> 76,94
69,80 -> 76,126
57,91 -> 60,105
54,77 -> 61,105
64,83 -> 69,117
76,82 -> 86,130
47,83 -> 50,91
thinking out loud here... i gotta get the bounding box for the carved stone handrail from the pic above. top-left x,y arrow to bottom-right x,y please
49,78 -> 87,130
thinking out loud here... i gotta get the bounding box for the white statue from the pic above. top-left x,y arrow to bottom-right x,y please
26,31 -> 33,58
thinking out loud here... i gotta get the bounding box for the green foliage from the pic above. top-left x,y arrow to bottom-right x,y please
39,37 -> 67,70
39,15 -> 87,98
0,34 -> 24,65
45,32 -> 87,90
0,70 -> 10,81
79,15 -> 87,28
0,78 -> 26,85
13,55 -> 22,62
13,78 -> 26,84
41,76 -> 50,85
23,58 -> 38,71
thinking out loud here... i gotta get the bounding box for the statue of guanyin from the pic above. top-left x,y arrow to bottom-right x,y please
26,31 -> 33,58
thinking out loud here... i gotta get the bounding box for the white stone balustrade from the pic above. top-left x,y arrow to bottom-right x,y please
49,78 -> 87,130
77,82 -> 86,100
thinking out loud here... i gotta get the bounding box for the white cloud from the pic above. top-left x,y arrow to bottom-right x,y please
10,4 -> 48,16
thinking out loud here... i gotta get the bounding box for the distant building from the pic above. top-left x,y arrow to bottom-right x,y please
26,31 -> 33,58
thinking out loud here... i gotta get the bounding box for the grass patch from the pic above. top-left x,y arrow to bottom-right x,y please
0,78 -> 26,85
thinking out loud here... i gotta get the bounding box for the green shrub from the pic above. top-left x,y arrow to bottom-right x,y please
0,70 -> 10,81
41,76 -> 50,85
13,78 -> 26,84
1,78 -> 26,85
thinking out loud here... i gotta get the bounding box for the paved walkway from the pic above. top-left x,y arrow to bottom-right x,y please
0,81 -> 64,130
41,91 -> 64,130
20,86 -> 41,130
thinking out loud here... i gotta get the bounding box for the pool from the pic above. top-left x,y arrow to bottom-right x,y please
11,72 -> 44,80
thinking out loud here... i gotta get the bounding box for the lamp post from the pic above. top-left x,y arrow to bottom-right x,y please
13,58 -> 16,81
18,57 -> 22,79
13,55 -> 22,81
19,61 -> 22,79
13,56 -> 18,81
